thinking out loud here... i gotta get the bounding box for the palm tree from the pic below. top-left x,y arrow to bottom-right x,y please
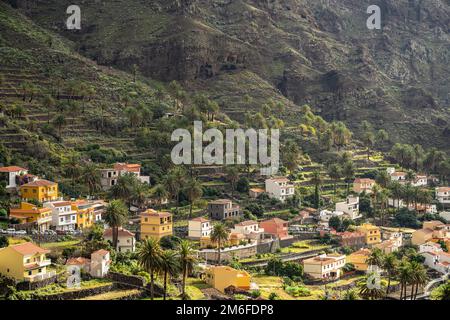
375,170 -> 391,188
64,153 -> 81,185
389,181 -> 404,211
358,274 -> 385,300
131,182 -> 149,210
342,161 -> 355,195
104,200 -> 128,249
110,173 -> 138,209
163,167 -> 186,207
42,94 -> 55,124
382,253 -> 398,295
398,260 -> 412,300
409,261 -> 427,300
152,184 -> 169,209
431,280 -> 450,300
225,166 -> 240,197
342,288 -> 360,300
138,238 -> 163,300
327,164 -> 342,195
53,114 -> 67,137
178,240 -> 197,299
311,170 -> 322,209
210,223 -> 229,265
81,163 -> 101,195
184,178 -> 203,218
377,189 -> 389,226
159,250 -> 180,300
366,248 -> 384,269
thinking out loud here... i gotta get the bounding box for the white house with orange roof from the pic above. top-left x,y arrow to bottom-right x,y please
436,187 -> 450,206
412,175 -> 428,187
419,241 -> 450,274
303,253 -> 346,280
231,220 -> 265,241
44,201 -> 77,231
0,166 -> 28,189
265,177 -> 295,202
100,162 -> 150,190
188,217 -> 212,240
90,249 -> 111,278
103,228 -> 136,253
353,178 -> 375,194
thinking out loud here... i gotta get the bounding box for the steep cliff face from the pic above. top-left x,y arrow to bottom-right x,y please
8,0 -> 450,150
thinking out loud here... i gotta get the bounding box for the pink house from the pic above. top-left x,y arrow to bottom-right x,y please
259,218 -> 292,240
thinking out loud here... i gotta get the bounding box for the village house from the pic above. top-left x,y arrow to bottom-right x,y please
390,171 -> 407,183
346,249 -> 371,272
319,209 -> 344,224
203,266 -> 251,293
419,242 -> 450,274
260,218 -> 293,240
71,200 -> 96,230
188,217 -> 213,240
353,178 -> 376,194
335,196 -> 361,220
103,228 -> 136,253
265,177 -> 295,202
411,175 -> 428,187
198,240 -> 257,263
100,163 -> 150,190
66,257 -> 91,272
9,202 -> 53,232
335,231 -> 366,249
356,223 -> 381,246
140,209 -> 173,240
440,211 -> 450,222
20,179 -> 59,203
411,220 -> 450,246
231,220 -> 265,241
0,166 -> 28,189
436,187 -> 450,206
374,239 -> 401,254
249,188 -> 265,199
207,199 -> 241,220
90,249 -> 111,278
44,201 -> 77,231
303,253 -> 346,280
0,242 -> 55,282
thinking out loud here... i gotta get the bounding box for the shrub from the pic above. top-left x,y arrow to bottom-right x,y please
285,286 -> 311,297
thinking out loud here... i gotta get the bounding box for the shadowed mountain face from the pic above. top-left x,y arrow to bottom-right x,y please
6,0 -> 450,151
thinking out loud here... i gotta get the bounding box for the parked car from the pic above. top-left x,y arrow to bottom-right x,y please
0,229 -> 6,234
15,230 -> 27,235
44,229 -> 56,235
6,228 -> 16,234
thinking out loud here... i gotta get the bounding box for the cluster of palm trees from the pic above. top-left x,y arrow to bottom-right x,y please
360,248 -> 428,300
137,238 -> 197,300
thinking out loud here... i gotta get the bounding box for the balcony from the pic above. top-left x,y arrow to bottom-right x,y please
24,270 -> 56,282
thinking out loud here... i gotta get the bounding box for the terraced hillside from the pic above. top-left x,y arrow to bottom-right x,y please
0,2 -> 167,166
13,0 -> 450,152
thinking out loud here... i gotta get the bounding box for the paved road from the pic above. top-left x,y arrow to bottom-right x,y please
410,273 -> 448,300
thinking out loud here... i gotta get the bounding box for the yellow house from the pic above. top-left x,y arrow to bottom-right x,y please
140,209 -> 173,241
0,242 -> 53,282
71,201 -> 95,230
20,179 -> 58,203
200,232 -> 246,249
347,249 -> 371,271
357,223 -> 381,245
9,202 -> 52,231
204,266 -> 251,293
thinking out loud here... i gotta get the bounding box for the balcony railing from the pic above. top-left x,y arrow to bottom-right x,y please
24,270 -> 56,282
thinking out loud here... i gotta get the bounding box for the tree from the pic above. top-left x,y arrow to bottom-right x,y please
42,94 -> 56,124
330,121 -> 352,151
131,64 -> 139,82
225,166 -> 240,196
110,173 -> 139,209
178,240 -> 197,299
342,288 -> 360,300
361,120 -> 375,160
342,161 -> 355,195
412,144 -> 424,171
311,170 -> 322,209
431,280 -> 450,300
236,176 -> 250,193
366,248 -> 384,269
282,139 -> 302,172
375,129 -> 388,148
151,184 -> 168,209
409,261 -> 427,300
327,164 -> 342,195
81,163 -> 101,195
358,274 -> 385,300
131,182 -> 149,210
163,167 -> 187,207
138,238 -> 163,300
398,260 -> 412,300
382,253 -> 398,295
184,178 -> 203,218
159,250 -> 180,300
52,114 -> 67,137
329,216 -> 342,231
375,170 -> 390,188
210,223 -> 229,265
104,200 -> 128,249
0,235 -> 9,248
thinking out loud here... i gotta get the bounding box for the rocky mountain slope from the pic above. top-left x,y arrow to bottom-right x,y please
4,0 -> 450,151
